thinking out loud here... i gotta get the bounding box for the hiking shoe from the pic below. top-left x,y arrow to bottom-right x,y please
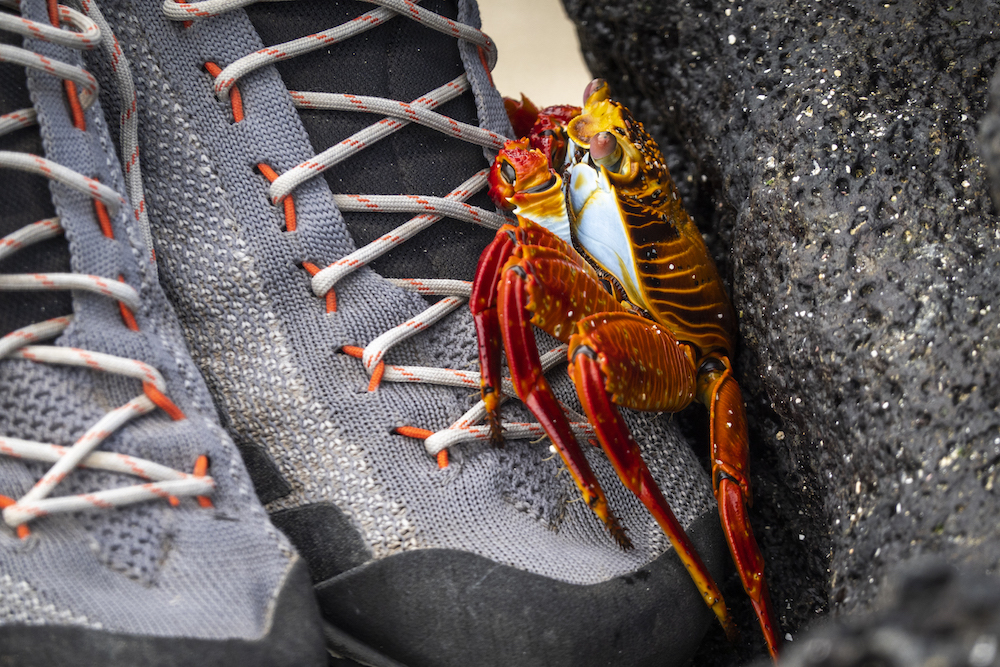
0,0 -> 325,664
87,0 -> 730,664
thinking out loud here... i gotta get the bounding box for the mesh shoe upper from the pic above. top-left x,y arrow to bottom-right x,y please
0,0 -> 323,661
88,0 -> 721,585
73,0 -> 734,664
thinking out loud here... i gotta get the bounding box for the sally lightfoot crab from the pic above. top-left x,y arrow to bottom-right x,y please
470,80 -> 780,659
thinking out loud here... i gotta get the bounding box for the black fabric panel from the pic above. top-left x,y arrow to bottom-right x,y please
0,558 -> 327,667
243,0 -> 498,282
0,32 -> 73,337
315,513 -> 726,667
226,429 -> 293,504
324,621 -> 407,667
271,502 -> 373,582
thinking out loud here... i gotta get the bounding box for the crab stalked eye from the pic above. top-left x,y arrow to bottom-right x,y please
590,131 -> 624,172
500,161 -> 516,184
583,78 -> 608,105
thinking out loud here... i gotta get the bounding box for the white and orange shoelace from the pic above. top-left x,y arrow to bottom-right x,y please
0,0 -> 213,538
164,0 -> 598,468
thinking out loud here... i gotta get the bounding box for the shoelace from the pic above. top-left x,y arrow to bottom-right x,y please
163,0 -> 597,468
0,0 -> 213,538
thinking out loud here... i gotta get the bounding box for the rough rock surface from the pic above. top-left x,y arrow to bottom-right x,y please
559,0 -> 1000,663
981,74 -> 1000,213
759,561 -> 1000,667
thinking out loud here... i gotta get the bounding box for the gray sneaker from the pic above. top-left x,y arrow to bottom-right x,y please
0,0 -> 324,664
86,0 -> 730,664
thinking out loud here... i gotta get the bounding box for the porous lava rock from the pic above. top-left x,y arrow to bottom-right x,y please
762,560 -> 1000,667
559,0 -> 1000,663
981,72 -> 1000,212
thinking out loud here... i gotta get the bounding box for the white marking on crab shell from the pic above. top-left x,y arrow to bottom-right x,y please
567,162 -> 649,312
514,195 -> 574,247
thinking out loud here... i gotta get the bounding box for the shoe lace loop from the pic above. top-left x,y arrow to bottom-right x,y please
162,0 -> 596,465
0,0 -> 213,536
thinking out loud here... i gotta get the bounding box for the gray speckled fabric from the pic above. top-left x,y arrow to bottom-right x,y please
89,0 -> 719,586
0,0 -> 300,639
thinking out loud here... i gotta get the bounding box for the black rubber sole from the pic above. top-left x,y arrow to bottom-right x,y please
314,512 -> 726,667
0,558 -> 326,667
325,620 -> 406,667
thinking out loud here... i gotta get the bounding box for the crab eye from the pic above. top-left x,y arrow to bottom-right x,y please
590,131 -> 624,173
500,161 -> 516,184
584,78 -> 608,105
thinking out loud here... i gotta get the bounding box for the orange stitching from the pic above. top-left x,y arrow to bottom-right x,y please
193,454 -> 212,508
63,80 -> 87,131
476,46 -> 494,87
141,382 -> 185,421
116,276 -> 140,331
302,261 -> 337,313
0,496 -> 30,539
257,163 -> 297,231
394,426 -> 433,439
393,427 -> 448,468
367,360 -> 385,392
48,0 -> 87,130
117,301 -> 138,330
203,61 -> 243,123
94,200 -> 114,238
256,162 -> 279,181
174,0 -> 194,28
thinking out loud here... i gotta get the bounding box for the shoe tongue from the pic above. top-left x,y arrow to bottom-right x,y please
0,31 -> 73,338
244,0 -> 498,282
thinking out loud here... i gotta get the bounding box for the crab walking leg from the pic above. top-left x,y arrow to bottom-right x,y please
497,260 -> 631,549
470,224 -> 518,445
471,218 -> 600,446
699,359 -> 781,660
566,312 -> 737,642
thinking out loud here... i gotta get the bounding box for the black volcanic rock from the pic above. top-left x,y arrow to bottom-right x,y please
764,561 -> 1000,667
560,0 -> 1000,663
981,72 -> 1000,212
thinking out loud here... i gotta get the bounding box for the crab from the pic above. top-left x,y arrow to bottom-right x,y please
470,79 -> 780,659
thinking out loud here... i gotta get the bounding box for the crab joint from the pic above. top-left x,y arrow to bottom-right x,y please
506,265 -> 528,279
569,344 -> 598,363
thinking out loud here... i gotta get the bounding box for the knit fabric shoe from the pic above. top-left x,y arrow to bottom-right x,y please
0,0 -> 325,664
85,0 -> 730,665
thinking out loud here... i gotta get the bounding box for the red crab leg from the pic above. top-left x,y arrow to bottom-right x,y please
698,356 -> 781,660
470,224 -> 519,445
498,257 -> 630,549
470,219 -> 596,446
566,312 -> 737,642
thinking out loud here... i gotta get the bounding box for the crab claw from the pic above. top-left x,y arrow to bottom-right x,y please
487,138 -> 534,208
504,94 -> 541,139
488,141 -> 568,229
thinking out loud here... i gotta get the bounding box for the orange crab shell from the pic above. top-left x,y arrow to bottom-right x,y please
488,138 -> 558,210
